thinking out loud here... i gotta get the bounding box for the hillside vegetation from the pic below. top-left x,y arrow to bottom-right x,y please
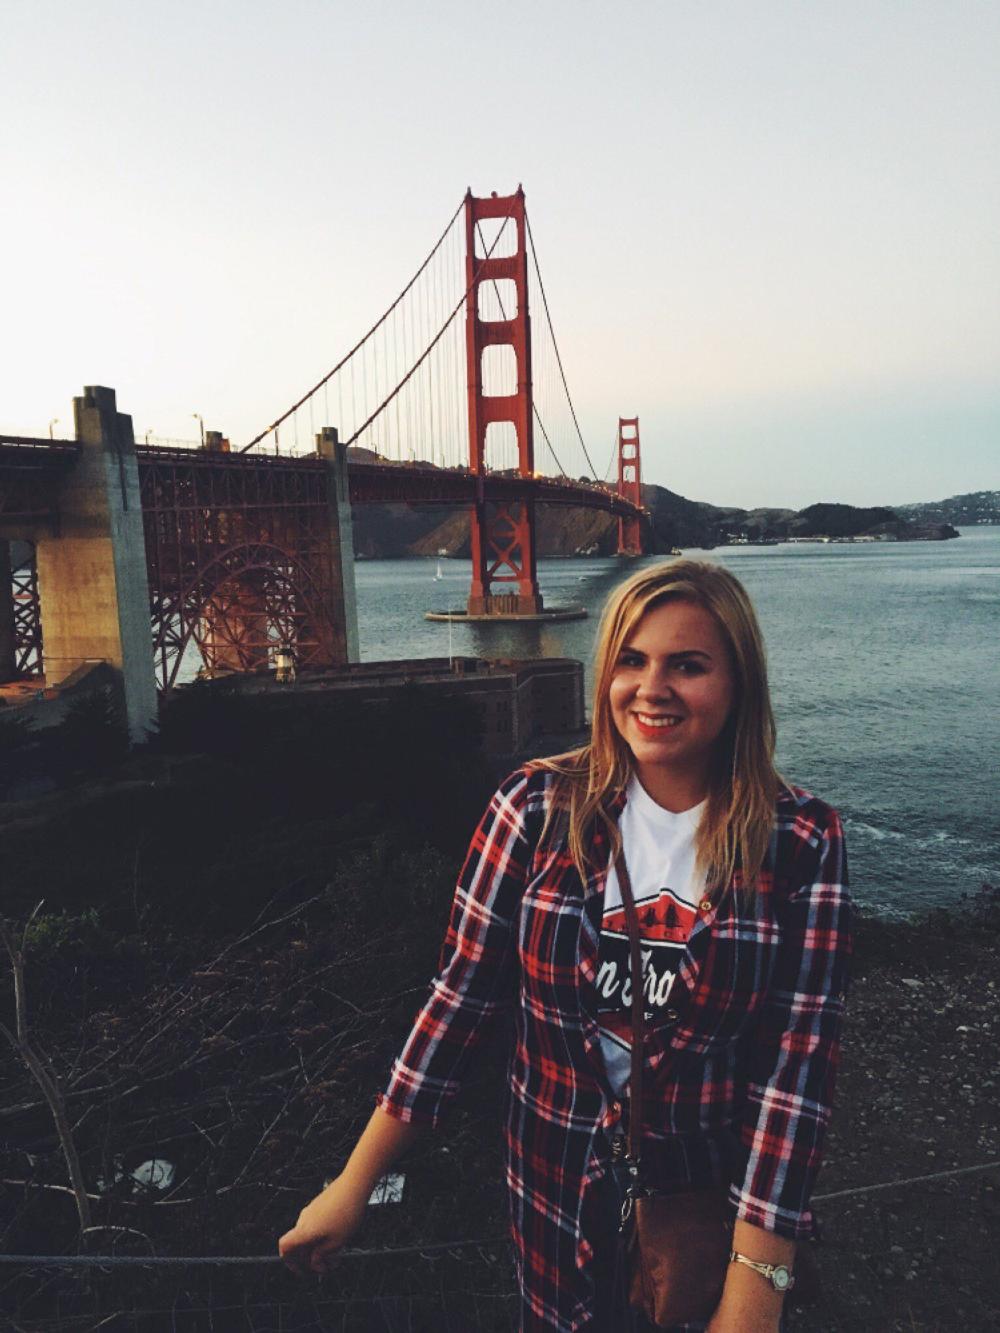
348,471 -> 961,557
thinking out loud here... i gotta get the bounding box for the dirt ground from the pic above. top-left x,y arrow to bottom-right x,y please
2,905 -> 997,1332
786,912 -> 1000,1332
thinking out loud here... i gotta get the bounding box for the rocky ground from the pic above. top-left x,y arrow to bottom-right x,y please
787,908 -> 1000,1332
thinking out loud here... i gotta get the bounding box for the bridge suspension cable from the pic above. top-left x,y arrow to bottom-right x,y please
239,196 -> 466,455
238,191 -> 607,492
602,425 -> 619,482
525,210 -> 600,482
340,215 -> 512,450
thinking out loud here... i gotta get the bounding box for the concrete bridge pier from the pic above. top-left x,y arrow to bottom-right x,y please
316,427 -> 359,663
34,386 -> 158,744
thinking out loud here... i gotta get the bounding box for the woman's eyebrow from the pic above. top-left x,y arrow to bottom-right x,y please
666,649 -> 713,661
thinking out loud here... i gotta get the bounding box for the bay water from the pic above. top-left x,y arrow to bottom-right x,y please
355,528 -> 1000,917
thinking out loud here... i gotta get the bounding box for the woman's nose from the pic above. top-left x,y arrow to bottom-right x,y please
637,666 -> 674,700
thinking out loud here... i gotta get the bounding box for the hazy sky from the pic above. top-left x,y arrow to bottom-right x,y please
2,0 -> 997,508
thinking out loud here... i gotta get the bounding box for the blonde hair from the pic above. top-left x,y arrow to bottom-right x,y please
532,559 -> 780,898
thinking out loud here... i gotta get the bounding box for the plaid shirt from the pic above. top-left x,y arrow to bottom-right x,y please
379,768 -> 851,1332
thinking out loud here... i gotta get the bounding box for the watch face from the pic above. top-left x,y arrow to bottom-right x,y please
773,1267 -> 791,1291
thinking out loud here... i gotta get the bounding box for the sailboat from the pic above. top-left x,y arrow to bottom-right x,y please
434,560 -> 444,581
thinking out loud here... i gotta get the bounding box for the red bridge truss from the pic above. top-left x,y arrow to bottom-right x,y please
136,446 -> 350,691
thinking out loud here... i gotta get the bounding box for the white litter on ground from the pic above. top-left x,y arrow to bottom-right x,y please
368,1173 -> 405,1205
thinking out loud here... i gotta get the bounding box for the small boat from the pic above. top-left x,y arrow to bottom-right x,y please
434,561 -> 444,580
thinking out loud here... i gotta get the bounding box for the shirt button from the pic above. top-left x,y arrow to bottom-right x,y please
664,1007 -> 679,1023
699,898 -> 713,913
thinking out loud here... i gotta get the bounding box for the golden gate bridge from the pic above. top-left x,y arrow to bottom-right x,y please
0,187 -> 647,731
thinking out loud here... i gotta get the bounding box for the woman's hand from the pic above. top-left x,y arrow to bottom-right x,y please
278,1173 -> 370,1276
278,1106 -> 422,1276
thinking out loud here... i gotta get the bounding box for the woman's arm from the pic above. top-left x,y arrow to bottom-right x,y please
279,769 -> 540,1274
731,806 -> 852,1238
713,804 -> 851,1328
706,1219 -> 795,1333
377,768 -> 539,1128
279,1105 -> 420,1275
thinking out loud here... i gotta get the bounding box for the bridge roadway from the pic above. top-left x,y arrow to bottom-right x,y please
0,437 -> 645,522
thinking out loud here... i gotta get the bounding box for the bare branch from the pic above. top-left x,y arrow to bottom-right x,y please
0,911 -> 93,1234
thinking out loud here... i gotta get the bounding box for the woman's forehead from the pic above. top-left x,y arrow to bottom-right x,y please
625,598 -> 725,650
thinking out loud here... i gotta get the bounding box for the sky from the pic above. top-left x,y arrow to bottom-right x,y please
1,0 -> 997,509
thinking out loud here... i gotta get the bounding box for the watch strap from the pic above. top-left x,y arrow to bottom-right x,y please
729,1250 -> 796,1292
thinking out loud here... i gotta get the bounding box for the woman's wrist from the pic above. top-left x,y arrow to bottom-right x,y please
339,1104 -> 422,1196
707,1218 -> 794,1330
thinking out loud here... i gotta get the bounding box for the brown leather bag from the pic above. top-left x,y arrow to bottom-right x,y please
625,1187 -> 732,1326
614,849 -> 733,1327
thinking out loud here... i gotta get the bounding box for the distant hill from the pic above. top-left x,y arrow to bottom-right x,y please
346,454 -> 962,557
893,490 -> 1000,527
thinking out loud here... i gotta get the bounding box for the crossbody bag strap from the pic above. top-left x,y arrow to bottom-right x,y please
613,845 -> 646,1170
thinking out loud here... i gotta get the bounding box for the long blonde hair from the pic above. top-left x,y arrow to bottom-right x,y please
532,559 -> 780,897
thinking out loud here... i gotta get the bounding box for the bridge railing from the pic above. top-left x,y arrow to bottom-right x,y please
0,434 -> 79,454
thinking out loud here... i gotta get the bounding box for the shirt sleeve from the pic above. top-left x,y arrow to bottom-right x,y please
730,807 -> 852,1239
376,768 -> 537,1129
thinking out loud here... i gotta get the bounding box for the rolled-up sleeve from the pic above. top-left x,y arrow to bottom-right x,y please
377,768 -> 537,1129
731,809 -> 852,1239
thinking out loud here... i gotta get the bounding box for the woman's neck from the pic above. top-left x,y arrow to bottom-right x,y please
634,762 -> 710,814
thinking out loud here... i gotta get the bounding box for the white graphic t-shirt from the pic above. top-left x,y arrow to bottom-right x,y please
597,776 -> 706,1096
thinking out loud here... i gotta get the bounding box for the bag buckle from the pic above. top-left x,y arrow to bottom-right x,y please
619,1181 -> 647,1230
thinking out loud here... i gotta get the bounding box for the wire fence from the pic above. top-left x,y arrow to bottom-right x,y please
0,1245 -> 519,1332
3,1160 -> 999,1332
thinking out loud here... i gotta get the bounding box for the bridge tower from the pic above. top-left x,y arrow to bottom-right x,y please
464,187 -> 542,616
616,416 -> 643,556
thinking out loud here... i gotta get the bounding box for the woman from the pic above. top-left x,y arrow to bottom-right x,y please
279,560 -> 852,1332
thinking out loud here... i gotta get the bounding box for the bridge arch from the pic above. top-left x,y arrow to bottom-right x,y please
152,542 -> 335,691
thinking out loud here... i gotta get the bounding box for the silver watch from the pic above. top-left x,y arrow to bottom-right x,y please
729,1249 -> 796,1293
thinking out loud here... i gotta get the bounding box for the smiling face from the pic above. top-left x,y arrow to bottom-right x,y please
608,597 -> 736,809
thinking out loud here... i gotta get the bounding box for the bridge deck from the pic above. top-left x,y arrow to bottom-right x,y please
0,438 -> 645,519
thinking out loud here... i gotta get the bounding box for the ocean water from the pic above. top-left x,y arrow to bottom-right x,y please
354,528 -> 1000,918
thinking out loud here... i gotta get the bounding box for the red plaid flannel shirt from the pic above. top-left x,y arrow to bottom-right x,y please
379,768 -> 852,1332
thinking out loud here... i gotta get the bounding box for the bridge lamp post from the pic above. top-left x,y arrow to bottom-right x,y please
145,430 -> 154,444
192,413 -> 205,447
48,418 -> 59,438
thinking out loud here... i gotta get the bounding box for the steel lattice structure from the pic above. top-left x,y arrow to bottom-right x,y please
11,549 -> 42,677
0,437 -> 78,682
0,437 -> 77,521
137,447 -> 341,691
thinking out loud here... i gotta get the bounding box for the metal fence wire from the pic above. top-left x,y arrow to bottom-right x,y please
0,1246 -> 520,1333
2,1164 -> 999,1332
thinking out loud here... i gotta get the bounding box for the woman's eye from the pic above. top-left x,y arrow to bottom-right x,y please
676,660 -> 707,675
618,651 -> 643,668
